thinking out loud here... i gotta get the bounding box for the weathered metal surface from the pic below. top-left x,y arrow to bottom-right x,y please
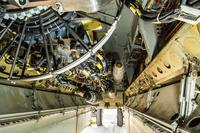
126,83 -> 180,123
0,106 -> 89,123
175,5 -> 200,25
0,106 -> 91,133
6,0 -> 113,13
0,84 -> 87,114
179,73 -> 198,118
52,0 -> 113,13
125,24 -> 200,96
125,107 -> 189,133
123,112 -> 154,133
139,19 -> 157,61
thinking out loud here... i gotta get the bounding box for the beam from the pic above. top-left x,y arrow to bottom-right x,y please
125,24 -> 200,96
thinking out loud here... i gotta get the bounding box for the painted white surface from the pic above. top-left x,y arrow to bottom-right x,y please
81,125 -> 128,133
0,110 -> 91,133
81,109 -> 153,133
81,109 -> 128,133
124,110 -> 154,133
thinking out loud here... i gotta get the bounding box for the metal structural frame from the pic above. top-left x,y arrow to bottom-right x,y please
0,105 -> 91,133
0,105 -> 90,123
0,0 -> 125,82
125,107 -> 189,133
125,24 -> 200,96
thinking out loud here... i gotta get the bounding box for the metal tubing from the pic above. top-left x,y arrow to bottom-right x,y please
6,17 -> 118,81
1,2 -> 123,81
179,75 -> 186,117
195,90 -> 200,94
40,15 -> 51,72
9,20 -> 27,78
0,20 -> 14,40
185,75 -> 197,117
54,11 -> 90,51
66,25 -> 90,51
0,34 -> 18,60
48,35 -> 57,69
21,43 -> 32,78
0,105 -> 90,123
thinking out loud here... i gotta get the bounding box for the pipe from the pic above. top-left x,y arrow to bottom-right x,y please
0,105 -> 90,123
